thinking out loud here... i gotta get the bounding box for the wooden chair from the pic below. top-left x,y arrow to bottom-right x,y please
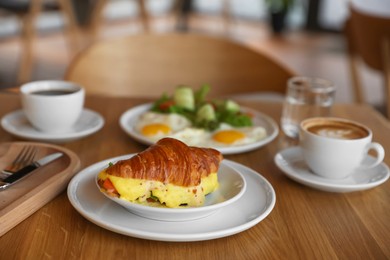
344,6 -> 390,117
88,0 -> 232,35
175,0 -> 233,33
64,33 -> 295,98
88,0 -> 150,39
0,0 -> 80,84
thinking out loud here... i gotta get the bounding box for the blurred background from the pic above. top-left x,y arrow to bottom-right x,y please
0,0 -> 385,108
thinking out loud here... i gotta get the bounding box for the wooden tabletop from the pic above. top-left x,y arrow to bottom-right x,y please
0,92 -> 389,259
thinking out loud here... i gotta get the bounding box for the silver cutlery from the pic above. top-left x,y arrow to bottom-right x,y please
0,151 -> 63,190
0,146 -> 38,179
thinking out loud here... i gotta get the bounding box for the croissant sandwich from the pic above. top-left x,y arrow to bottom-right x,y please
97,137 -> 223,208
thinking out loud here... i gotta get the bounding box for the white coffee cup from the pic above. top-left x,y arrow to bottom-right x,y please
299,117 -> 385,179
20,80 -> 85,133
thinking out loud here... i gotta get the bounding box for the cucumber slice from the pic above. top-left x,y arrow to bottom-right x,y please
174,86 -> 195,110
196,104 -> 216,122
225,100 -> 240,113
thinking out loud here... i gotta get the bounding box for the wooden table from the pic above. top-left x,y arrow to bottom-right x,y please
0,92 -> 389,259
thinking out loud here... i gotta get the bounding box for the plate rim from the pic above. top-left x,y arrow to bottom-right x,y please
67,157 -> 276,242
274,146 -> 390,192
119,103 -> 279,155
1,109 -> 104,142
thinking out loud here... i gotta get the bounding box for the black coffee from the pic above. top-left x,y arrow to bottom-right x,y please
32,89 -> 76,96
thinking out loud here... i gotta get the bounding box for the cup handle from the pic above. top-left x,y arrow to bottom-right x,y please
359,142 -> 385,169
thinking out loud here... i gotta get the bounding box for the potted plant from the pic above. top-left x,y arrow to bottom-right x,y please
265,0 -> 294,34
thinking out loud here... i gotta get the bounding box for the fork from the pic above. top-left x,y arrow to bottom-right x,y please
0,146 -> 38,179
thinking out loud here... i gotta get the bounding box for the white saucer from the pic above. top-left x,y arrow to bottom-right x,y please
274,146 -> 390,192
67,159 -> 276,242
1,109 -> 104,143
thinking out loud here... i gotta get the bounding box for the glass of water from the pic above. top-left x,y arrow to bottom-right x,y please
281,76 -> 336,139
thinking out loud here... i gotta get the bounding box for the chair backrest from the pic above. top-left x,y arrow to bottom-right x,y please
0,0 -> 80,83
348,7 -> 390,71
345,5 -> 390,116
64,33 -> 295,98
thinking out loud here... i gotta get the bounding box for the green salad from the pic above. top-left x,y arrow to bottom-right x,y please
150,85 -> 253,131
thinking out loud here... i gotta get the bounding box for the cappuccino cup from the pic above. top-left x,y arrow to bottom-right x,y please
299,117 -> 385,179
20,80 -> 85,133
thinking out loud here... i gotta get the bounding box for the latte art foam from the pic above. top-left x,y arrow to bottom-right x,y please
305,120 -> 369,140
316,129 -> 354,139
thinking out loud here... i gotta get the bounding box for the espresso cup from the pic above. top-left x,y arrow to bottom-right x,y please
299,117 -> 385,179
20,80 -> 85,133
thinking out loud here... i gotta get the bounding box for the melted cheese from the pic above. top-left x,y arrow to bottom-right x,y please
98,171 -> 219,208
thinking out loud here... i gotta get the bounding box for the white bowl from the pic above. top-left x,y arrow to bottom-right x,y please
97,158 -> 246,221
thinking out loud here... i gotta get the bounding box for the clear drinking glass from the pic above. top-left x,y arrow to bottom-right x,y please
281,76 -> 336,139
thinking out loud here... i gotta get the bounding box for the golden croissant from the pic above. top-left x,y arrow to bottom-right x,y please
97,138 -> 223,208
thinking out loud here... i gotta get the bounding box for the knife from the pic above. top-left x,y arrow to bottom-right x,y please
0,152 -> 63,190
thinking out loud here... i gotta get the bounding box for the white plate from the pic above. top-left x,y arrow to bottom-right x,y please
119,103 -> 279,155
67,159 -> 276,242
1,109 -> 104,143
274,146 -> 390,192
97,156 -> 246,221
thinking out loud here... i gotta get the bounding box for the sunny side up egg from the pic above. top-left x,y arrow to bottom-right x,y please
136,113 -> 267,148
210,124 -> 267,147
135,112 -> 192,141
170,123 -> 267,148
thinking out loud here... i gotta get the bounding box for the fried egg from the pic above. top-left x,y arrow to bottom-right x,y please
169,123 -> 267,148
135,112 -> 191,141
209,124 -> 267,147
169,128 -> 211,147
136,113 -> 267,148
